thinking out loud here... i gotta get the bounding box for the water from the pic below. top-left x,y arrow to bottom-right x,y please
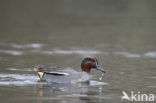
99,73 -> 104,81
0,0 -> 156,103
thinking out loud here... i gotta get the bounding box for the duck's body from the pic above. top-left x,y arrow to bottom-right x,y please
34,56 -> 105,84
34,66 -> 92,83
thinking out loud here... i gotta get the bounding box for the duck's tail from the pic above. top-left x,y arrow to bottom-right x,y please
33,65 -> 45,80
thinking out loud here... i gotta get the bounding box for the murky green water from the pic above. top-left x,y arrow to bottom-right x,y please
0,0 -> 156,103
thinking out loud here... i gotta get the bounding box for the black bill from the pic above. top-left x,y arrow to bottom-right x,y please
96,65 -> 106,73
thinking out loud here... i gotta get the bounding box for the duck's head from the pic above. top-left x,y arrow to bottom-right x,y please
81,56 -> 106,73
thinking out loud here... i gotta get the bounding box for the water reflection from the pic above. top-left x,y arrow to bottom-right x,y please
36,80 -> 108,103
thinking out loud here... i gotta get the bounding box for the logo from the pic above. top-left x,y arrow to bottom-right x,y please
121,91 -> 155,101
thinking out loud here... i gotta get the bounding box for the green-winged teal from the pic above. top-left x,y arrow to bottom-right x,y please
34,56 -> 105,83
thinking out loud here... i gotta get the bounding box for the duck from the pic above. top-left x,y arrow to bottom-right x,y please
34,56 -> 106,84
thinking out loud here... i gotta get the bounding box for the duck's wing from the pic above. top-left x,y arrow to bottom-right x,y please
33,65 -> 70,80
34,65 -> 64,72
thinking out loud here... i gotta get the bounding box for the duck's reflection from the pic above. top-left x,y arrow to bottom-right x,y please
36,81 -> 104,103
38,81 -> 89,94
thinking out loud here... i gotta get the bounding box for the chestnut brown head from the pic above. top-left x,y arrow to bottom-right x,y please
81,56 -> 105,73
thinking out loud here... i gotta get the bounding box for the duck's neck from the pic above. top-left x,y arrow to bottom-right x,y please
82,68 -> 91,72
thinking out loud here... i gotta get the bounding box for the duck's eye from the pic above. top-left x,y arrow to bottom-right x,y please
90,59 -> 95,62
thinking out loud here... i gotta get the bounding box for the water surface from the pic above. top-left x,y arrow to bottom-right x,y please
0,0 -> 156,103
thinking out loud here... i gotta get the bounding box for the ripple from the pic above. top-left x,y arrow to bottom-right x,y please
150,77 -> 156,79
0,81 -> 37,86
113,52 -> 141,58
32,49 -> 101,55
89,80 -> 108,86
0,73 -> 38,80
65,94 -> 88,97
144,52 -> 156,58
0,50 -> 23,55
7,68 -> 33,72
0,73 -> 39,86
11,43 -> 45,49
64,94 -> 112,99
53,50 -> 101,55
